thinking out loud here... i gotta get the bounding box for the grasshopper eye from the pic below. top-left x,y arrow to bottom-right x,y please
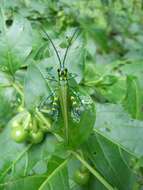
57,69 -> 60,73
65,68 -> 68,73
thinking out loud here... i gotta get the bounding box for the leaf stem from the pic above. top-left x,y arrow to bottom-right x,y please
71,151 -> 115,190
84,77 -> 103,86
12,83 -> 24,98
12,82 -> 25,106
35,110 -> 51,130
0,84 -> 12,88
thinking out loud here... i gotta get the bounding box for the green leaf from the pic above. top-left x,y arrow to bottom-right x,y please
122,75 -> 142,119
87,27 -> 109,52
83,61 -> 127,103
0,126 -> 70,190
84,134 -> 136,190
68,97 -> 96,148
99,76 -> 126,103
24,63 -> 51,111
0,158 -> 69,190
0,71 -> 11,86
0,89 -> 16,127
0,71 -> 19,127
38,157 -> 69,190
85,37 -> 96,59
120,61 -> 143,90
0,175 -> 47,190
64,32 -> 85,83
0,13 -> 32,75
94,103 -> 143,158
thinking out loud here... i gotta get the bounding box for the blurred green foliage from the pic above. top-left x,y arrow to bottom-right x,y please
1,0 -> 143,189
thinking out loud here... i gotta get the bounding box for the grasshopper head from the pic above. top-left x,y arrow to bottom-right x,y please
57,68 -> 68,81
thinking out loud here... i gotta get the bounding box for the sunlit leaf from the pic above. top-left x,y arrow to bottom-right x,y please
94,103 -> 143,158
0,14 -> 32,75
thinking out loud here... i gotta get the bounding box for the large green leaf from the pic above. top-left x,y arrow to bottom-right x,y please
24,63 -> 51,111
120,61 -> 143,90
84,134 -> 136,190
0,158 -> 69,190
0,88 -> 17,127
83,61 -> 127,103
0,71 -> 19,127
67,95 -> 96,148
94,103 -> 143,158
0,126 -> 70,190
0,13 -> 32,75
0,127 -> 54,180
38,157 -> 69,190
63,32 -> 85,83
122,75 -> 142,119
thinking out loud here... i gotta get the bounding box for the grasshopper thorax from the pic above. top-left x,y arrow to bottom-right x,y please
57,68 -> 68,81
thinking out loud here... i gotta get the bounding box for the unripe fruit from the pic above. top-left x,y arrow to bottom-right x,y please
11,126 -> 28,143
74,168 -> 90,185
30,131 -> 44,144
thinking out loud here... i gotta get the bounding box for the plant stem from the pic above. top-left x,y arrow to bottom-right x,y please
12,82 -> 25,106
71,151 -> 115,190
12,83 -> 24,98
36,110 -> 51,130
84,78 -> 103,86
23,112 -> 31,130
0,84 -> 12,88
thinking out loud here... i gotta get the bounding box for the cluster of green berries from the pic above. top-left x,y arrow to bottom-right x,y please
10,109 -> 51,144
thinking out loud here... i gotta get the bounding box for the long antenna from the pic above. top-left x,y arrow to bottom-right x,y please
41,28 -> 62,68
62,28 -> 79,68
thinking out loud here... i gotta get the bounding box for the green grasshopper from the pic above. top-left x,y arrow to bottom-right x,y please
38,28 -> 86,144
